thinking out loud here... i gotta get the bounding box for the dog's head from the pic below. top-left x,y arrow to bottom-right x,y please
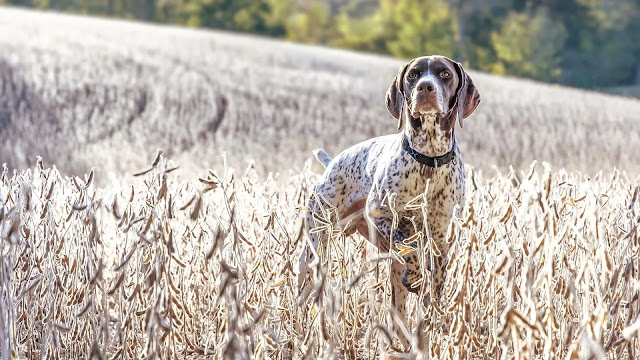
385,55 -> 480,131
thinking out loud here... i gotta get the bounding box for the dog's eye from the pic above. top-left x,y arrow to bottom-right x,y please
407,71 -> 418,80
440,71 -> 451,78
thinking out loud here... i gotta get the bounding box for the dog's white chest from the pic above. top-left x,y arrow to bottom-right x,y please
390,160 -> 465,234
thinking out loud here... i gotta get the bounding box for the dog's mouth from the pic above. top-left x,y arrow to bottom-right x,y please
409,109 -> 444,130
410,105 -> 446,120
409,93 -> 447,118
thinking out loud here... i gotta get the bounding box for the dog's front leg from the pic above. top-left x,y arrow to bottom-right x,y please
366,208 -> 419,349
367,212 -> 422,293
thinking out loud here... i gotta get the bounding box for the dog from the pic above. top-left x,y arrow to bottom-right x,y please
298,55 -> 480,337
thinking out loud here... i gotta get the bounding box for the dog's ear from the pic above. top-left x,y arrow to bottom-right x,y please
385,62 -> 410,131
450,61 -> 481,129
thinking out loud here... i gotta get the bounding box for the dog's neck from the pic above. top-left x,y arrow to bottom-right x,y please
403,113 -> 455,157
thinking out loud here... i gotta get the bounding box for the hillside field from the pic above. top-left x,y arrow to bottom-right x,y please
1,7 -> 640,360
2,8 -> 640,180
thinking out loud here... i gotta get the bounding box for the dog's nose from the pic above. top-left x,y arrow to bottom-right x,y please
416,79 -> 436,93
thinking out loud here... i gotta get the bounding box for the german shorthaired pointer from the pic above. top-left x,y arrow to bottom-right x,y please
298,55 -> 480,330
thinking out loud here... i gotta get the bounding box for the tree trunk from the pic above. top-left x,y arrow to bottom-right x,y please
143,0 -> 155,21
451,0 -> 469,62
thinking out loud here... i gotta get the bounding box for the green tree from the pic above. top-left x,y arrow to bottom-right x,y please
179,0 -> 271,33
376,0 -> 459,59
260,0 -> 296,37
330,0 -> 384,52
448,0 -> 513,71
561,0 -> 639,87
285,1 -> 333,44
490,9 -> 567,82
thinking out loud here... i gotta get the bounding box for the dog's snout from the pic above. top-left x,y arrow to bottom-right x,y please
416,79 -> 436,93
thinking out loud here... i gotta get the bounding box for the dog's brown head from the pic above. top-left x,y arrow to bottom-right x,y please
385,55 -> 480,131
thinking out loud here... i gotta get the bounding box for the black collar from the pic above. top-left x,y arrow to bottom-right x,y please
402,136 -> 456,168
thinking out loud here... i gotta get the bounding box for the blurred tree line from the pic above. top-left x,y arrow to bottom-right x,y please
4,0 -> 639,88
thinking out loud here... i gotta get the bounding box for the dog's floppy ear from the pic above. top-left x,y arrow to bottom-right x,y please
450,61 -> 481,129
385,61 -> 410,131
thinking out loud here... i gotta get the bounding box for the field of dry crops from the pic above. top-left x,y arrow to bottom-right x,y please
1,154 -> 639,359
1,6 -> 640,360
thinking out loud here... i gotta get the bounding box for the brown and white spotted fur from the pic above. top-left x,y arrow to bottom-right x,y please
298,55 -> 481,337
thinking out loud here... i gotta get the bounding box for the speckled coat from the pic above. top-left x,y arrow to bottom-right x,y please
297,56 -> 480,332
300,124 -> 465,317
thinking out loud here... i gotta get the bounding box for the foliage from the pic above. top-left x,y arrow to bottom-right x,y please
285,0 -> 333,44
178,0 -> 278,34
330,1 -> 382,52
377,0 -> 458,59
545,0 -> 640,88
490,9 -> 567,82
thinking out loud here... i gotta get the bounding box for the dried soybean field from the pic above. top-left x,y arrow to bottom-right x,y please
1,6 -> 640,360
